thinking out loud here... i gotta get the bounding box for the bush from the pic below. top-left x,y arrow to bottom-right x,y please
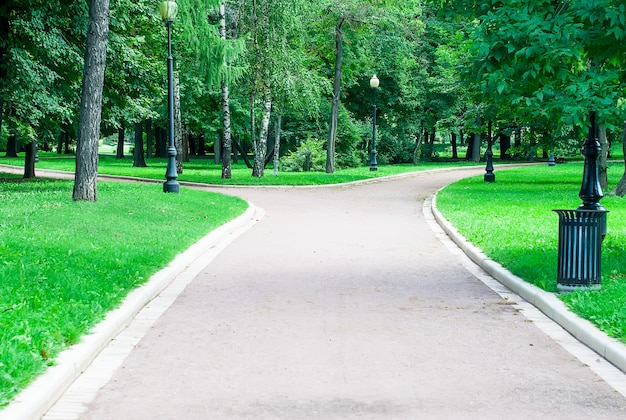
280,138 -> 326,172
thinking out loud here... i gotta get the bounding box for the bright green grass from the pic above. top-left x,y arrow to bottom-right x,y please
436,162 -> 626,341
0,175 -> 247,407
0,154 -> 482,186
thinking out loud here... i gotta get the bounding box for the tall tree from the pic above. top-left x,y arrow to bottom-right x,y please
73,0 -> 110,201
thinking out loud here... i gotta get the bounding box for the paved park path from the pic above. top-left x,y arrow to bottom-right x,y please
49,168 -> 626,418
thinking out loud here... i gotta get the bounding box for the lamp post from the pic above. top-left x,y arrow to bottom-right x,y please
484,120 -> 495,182
161,1 -> 180,193
369,74 -> 379,171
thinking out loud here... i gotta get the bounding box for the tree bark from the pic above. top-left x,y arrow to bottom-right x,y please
5,134 -> 18,157
451,133 -> 458,159
252,90 -> 271,177
23,142 -> 36,178
273,111 -> 282,176
610,121 -> 626,196
471,116 -> 481,163
219,1 -> 232,179
116,126 -> 125,158
174,73 -> 183,174
146,119 -> 153,159
73,0 -> 109,202
326,16 -> 346,174
133,122 -> 147,167
412,131 -> 424,165
598,124 -> 608,190
500,133 -> 511,160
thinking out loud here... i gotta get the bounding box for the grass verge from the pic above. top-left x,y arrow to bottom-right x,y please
0,175 -> 247,407
436,162 -> 626,342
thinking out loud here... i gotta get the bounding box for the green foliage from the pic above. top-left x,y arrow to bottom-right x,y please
0,176 -> 247,406
280,138 -> 326,172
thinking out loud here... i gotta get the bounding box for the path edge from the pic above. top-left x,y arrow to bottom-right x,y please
0,203 -> 263,420
429,191 -> 626,374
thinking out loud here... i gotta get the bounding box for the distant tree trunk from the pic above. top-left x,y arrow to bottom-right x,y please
146,119 -> 153,158
252,90 -> 271,177
326,16 -> 346,174
471,133 -> 481,162
5,134 -> 18,157
514,127 -> 521,148
73,0 -> 109,202
189,133 -> 196,156
57,130 -> 64,154
430,126 -> 436,144
116,126 -> 125,159
451,133 -> 458,159
133,122 -> 147,167
611,121 -> 626,196
183,131 -> 189,162
23,142 -> 36,178
273,111 -> 282,176
412,131 -> 424,165
598,124 -> 608,190
214,135 -> 222,164
174,73 -> 183,175
466,134 -> 474,161
198,133 -> 206,156
155,126 -> 166,158
250,91 -> 256,160
64,130 -> 71,154
500,133 -> 511,160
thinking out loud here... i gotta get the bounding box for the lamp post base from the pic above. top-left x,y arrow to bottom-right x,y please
163,180 -> 180,193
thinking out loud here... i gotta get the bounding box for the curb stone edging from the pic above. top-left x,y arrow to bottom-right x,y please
431,192 -> 626,374
0,203 -> 263,420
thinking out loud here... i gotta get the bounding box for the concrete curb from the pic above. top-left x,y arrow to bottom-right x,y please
0,203 -> 263,420
431,192 -> 626,374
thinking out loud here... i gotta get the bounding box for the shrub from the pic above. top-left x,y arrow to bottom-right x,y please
280,138 -> 326,172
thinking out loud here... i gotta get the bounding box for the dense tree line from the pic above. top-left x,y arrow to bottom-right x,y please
1,1 -> 626,199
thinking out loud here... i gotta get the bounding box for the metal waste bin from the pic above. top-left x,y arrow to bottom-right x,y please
553,209 -> 608,291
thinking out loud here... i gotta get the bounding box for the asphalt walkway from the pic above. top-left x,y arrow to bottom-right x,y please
3,166 -> 626,419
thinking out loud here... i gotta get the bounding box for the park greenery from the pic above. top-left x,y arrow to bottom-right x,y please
2,0 -> 626,408
0,175 -> 248,407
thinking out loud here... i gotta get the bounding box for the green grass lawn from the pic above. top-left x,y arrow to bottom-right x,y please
0,175 -> 247,407
0,153 -> 481,186
436,162 -> 626,342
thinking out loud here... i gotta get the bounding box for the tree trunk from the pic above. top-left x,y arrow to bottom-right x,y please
64,130 -> 71,154
273,111 -> 282,176
500,133 -> 511,160
57,130 -> 64,154
610,121 -> 626,196
183,131 -> 189,163
174,73 -> 183,175
214,135 -> 222,164
471,133 -> 481,162
133,122 -> 147,167
73,0 -> 109,202
451,133 -> 458,159
23,142 -> 36,179
412,131 -> 424,165
155,126 -> 166,158
252,90 -> 271,177
219,1 -> 232,179
146,119 -> 153,159
250,91 -> 256,159
116,126 -> 125,158
598,124 -> 608,190
466,134 -> 474,161
5,134 -> 18,157
326,16 -> 346,174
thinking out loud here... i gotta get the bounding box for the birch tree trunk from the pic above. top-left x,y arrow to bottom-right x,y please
252,90 -> 271,177
598,124 -> 608,190
219,2 -> 232,179
174,73 -> 183,175
73,0 -> 109,202
326,17 -> 346,174
273,111 -> 282,176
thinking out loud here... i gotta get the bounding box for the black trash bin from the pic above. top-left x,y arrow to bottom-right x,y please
553,209 -> 608,291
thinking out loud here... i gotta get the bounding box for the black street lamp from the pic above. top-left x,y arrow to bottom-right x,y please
161,1 -> 180,193
369,74 -> 379,171
484,120 -> 495,182
579,111 -> 604,211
